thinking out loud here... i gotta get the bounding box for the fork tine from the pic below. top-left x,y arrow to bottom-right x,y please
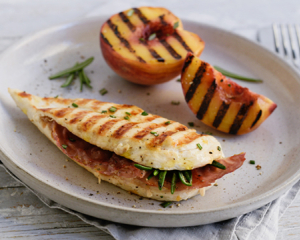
287,24 -> 298,66
272,24 -> 280,53
280,24 -> 289,56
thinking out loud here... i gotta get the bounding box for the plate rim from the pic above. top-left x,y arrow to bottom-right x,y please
0,15 -> 300,221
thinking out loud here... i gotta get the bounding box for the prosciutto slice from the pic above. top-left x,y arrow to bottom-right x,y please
51,121 -> 245,190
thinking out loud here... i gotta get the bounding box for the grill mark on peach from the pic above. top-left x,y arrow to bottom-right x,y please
52,108 -> 74,118
182,53 -> 194,74
213,101 -> 231,128
173,31 -> 192,52
229,102 -> 254,134
101,33 -> 113,48
97,119 -> 121,136
133,8 -> 149,24
107,19 -> 146,63
149,49 -> 165,62
69,111 -> 89,124
80,115 -> 107,131
119,12 -> 136,32
196,80 -> 217,120
159,39 -> 182,59
185,61 -> 207,103
112,122 -> 138,138
250,109 -> 262,128
176,131 -> 201,146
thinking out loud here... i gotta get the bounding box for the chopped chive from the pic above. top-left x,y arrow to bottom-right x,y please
127,9 -> 134,17
228,84 -> 231,87
183,170 -> 192,182
62,144 -> 67,149
178,171 -> 192,186
139,37 -> 145,42
79,70 -> 84,91
176,78 -> 181,82
217,146 -> 221,151
72,103 -> 78,108
165,121 -> 171,125
147,172 -> 154,180
171,172 -> 177,194
61,73 -> 75,87
69,138 -> 75,142
99,88 -> 108,96
213,66 -> 263,83
109,115 -> 116,118
101,110 -> 107,113
205,131 -> 213,135
173,21 -> 179,29
49,57 -> 94,79
125,112 -> 131,116
158,171 -> 167,190
150,131 -> 159,137
197,143 -> 202,150
160,201 -> 173,208
188,122 -> 194,127
124,116 -> 130,120
81,70 -> 92,88
153,169 -> 159,176
141,111 -> 148,116
211,160 -> 226,170
54,95 -> 59,98
171,101 -> 180,105
148,33 -> 156,41
109,106 -> 117,112
134,164 -> 153,171
249,160 -> 255,165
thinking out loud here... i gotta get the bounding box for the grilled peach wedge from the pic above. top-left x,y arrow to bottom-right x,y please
181,52 -> 277,135
100,7 -> 205,85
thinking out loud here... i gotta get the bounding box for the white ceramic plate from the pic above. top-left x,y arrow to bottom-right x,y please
1,16 -> 300,227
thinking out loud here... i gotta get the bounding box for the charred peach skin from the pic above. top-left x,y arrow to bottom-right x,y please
181,52 -> 277,135
100,7 -> 205,85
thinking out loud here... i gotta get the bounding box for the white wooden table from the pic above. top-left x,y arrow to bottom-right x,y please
1,0 -> 300,239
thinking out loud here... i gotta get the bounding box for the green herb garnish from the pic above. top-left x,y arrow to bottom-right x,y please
173,21 -> 179,29
165,121 -> 171,125
217,146 -> 221,151
171,101 -> 180,105
178,171 -> 192,186
101,110 -> 107,113
150,131 -> 159,137
188,122 -> 194,127
127,9 -> 134,17
171,172 -> 177,194
148,33 -> 156,41
99,88 -> 108,96
249,160 -> 255,165
125,112 -> 131,115
124,116 -> 130,120
109,106 -> 117,112
176,78 -> 181,82
62,144 -> 67,149
139,37 -> 145,42
211,160 -> 226,170
158,171 -> 167,190
197,143 -> 202,150
160,201 -> 173,208
109,115 -> 116,118
134,164 -> 153,171
214,66 -> 263,83
54,95 -> 59,98
141,111 -> 148,116
72,103 -> 78,108
61,73 -> 75,87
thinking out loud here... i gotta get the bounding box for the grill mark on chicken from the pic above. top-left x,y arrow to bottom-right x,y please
97,119 -> 121,136
100,33 -> 113,48
18,91 -> 32,99
133,8 -> 149,24
119,12 -> 136,32
134,123 -> 161,139
181,53 -> 194,74
196,80 -> 217,120
250,109 -> 262,128
113,122 -> 138,138
212,101 -> 231,128
144,115 -> 161,122
185,62 -> 207,103
229,102 -> 254,134
173,31 -> 193,52
69,111 -> 90,124
46,108 -> 73,118
80,115 -> 107,131
176,131 -> 202,146
150,131 -> 176,147
159,39 -> 182,59
107,19 -> 146,63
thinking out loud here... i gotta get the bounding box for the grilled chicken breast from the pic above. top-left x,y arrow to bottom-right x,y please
9,89 -> 246,201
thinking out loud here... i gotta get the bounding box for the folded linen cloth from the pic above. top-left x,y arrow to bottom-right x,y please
1,162 -> 299,240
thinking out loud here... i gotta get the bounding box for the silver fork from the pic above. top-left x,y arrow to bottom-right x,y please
272,24 -> 300,68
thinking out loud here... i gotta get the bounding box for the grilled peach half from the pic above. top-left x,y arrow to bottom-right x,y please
100,7 -> 205,85
181,52 -> 277,135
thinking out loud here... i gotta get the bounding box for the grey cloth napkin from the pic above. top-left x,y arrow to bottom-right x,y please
1,162 -> 300,240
